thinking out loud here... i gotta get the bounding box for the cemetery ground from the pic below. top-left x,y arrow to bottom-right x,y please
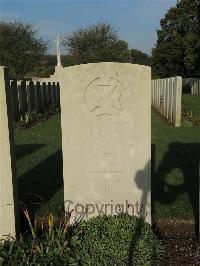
13,94 -> 200,265
182,94 -> 200,116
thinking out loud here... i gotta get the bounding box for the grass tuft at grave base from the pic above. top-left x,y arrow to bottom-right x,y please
15,110 -> 200,225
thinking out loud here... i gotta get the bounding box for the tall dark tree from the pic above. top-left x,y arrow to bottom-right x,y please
152,0 -> 200,78
0,20 -> 48,79
63,23 -> 130,65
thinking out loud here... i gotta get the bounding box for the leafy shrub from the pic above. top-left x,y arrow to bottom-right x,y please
192,116 -> 200,126
70,213 -> 164,266
182,104 -> 200,126
0,213 -> 163,265
16,104 -> 60,129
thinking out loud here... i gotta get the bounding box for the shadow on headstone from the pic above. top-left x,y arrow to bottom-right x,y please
42,82 -> 48,109
35,82 -> 42,113
10,80 -> 20,121
19,80 -> 28,117
182,82 -> 191,94
183,79 -> 199,94
27,81 -> 35,112
128,160 -> 151,265
57,82 -> 61,108
47,82 -> 52,106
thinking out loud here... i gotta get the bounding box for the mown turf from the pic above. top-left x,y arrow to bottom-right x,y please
15,115 -> 64,219
182,94 -> 200,116
152,111 -> 200,222
15,111 -> 200,224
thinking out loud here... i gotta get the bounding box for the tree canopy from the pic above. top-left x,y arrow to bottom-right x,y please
63,23 -> 151,67
0,20 -> 152,78
0,20 -> 48,79
130,49 -> 151,66
152,0 -> 200,78
63,23 -> 131,65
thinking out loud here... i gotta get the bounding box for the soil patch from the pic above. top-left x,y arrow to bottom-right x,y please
154,221 -> 200,265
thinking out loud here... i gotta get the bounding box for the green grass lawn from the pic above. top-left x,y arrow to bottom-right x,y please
15,115 -> 64,221
15,111 -> 200,225
152,111 -> 200,222
182,94 -> 200,116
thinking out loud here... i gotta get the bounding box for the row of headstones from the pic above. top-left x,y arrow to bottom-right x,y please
10,80 -> 60,121
183,78 -> 200,96
151,77 -> 182,127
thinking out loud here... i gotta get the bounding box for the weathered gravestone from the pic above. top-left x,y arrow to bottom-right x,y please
0,66 -> 19,239
60,63 -> 151,223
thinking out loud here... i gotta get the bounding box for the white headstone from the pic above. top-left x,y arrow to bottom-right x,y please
0,66 -> 19,239
60,63 -> 151,223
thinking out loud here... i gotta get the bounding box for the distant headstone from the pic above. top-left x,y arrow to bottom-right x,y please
60,63 -> 151,223
0,66 -> 19,239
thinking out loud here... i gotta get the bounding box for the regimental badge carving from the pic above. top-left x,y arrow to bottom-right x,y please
84,76 -> 125,116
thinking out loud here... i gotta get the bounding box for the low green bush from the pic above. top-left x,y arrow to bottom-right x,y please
70,213 -> 164,266
15,104 -> 60,129
182,104 -> 200,126
0,213 -> 163,265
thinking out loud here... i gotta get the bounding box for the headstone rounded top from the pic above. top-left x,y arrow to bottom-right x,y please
61,62 -> 151,72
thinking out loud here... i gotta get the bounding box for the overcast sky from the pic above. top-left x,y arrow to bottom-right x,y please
0,0 -> 177,55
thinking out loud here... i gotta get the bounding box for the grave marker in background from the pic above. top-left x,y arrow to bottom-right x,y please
151,76 -> 182,127
60,63 -> 151,223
